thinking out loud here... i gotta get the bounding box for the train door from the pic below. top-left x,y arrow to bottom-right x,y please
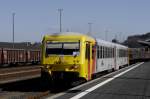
86,42 -> 92,80
92,44 -> 96,74
115,47 -> 119,70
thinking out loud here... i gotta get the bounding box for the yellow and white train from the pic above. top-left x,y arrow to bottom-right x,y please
41,32 -> 128,82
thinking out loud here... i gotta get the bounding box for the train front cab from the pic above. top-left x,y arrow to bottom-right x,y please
41,33 -> 96,82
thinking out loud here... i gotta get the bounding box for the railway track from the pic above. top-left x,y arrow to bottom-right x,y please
0,65 -> 70,98
0,65 -> 41,84
0,77 -> 70,99
0,91 -> 50,99
0,64 -> 127,99
0,64 -> 124,99
0,78 -> 51,99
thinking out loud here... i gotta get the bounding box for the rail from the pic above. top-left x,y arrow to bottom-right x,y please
0,66 -> 41,84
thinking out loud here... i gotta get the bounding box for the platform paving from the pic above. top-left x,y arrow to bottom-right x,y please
49,62 -> 150,99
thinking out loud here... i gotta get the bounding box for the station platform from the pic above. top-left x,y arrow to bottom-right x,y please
49,62 -> 150,99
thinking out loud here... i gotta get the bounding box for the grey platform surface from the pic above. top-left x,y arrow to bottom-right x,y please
53,62 -> 150,99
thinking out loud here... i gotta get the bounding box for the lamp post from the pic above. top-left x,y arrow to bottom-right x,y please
12,13 -> 15,48
58,9 -> 63,32
88,22 -> 92,36
105,29 -> 108,41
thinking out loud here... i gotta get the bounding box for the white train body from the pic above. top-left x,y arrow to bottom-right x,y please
95,39 -> 128,74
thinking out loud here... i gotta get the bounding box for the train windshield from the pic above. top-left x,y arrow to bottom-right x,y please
46,41 -> 80,55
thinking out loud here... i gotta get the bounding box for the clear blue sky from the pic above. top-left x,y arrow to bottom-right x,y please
0,0 -> 150,42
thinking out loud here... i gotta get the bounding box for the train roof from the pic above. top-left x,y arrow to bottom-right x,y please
45,32 -> 88,37
43,32 -> 95,42
115,43 -> 128,48
96,39 -> 115,47
96,38 -> 128,49
44,32 -> 128,49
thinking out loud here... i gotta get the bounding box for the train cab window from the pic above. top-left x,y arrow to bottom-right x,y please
46,41 -> 80,55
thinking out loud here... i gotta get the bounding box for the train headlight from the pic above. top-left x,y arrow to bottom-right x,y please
74,65 -> 78,69
69,65 -> 79,70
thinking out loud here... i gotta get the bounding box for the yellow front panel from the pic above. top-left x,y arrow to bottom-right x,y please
41,32 -> 96,80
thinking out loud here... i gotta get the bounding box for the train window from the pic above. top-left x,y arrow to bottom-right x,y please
117,49 -> 119,57
109,48 -> 110,58
106,47 -> 108,58
105,47 -> 106,58
111,48 -> 113,58
102,47 -> 103,58
109,48 -> 111,58
102,46 -> 104,58
99,46 -> 100,58
120,49 -> 122,57
107,47 -> 108,58
104,46 -> 105,58
104,47 -> 106,58
101,46 -> 102,58
120,49 -> 121,57
98,45 -> 102,59
110,48 -> 112,58
97,46 -> 99,58
112,48 -> 114,57
145,48 -> 148,52
98,46 -> 100,58
103,47 -> 105,58
119,49 -> 121,57
100,46 -> 102,58
108,47 -> 109,58
105,47 -> 107,58
46,41 -> 80,55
